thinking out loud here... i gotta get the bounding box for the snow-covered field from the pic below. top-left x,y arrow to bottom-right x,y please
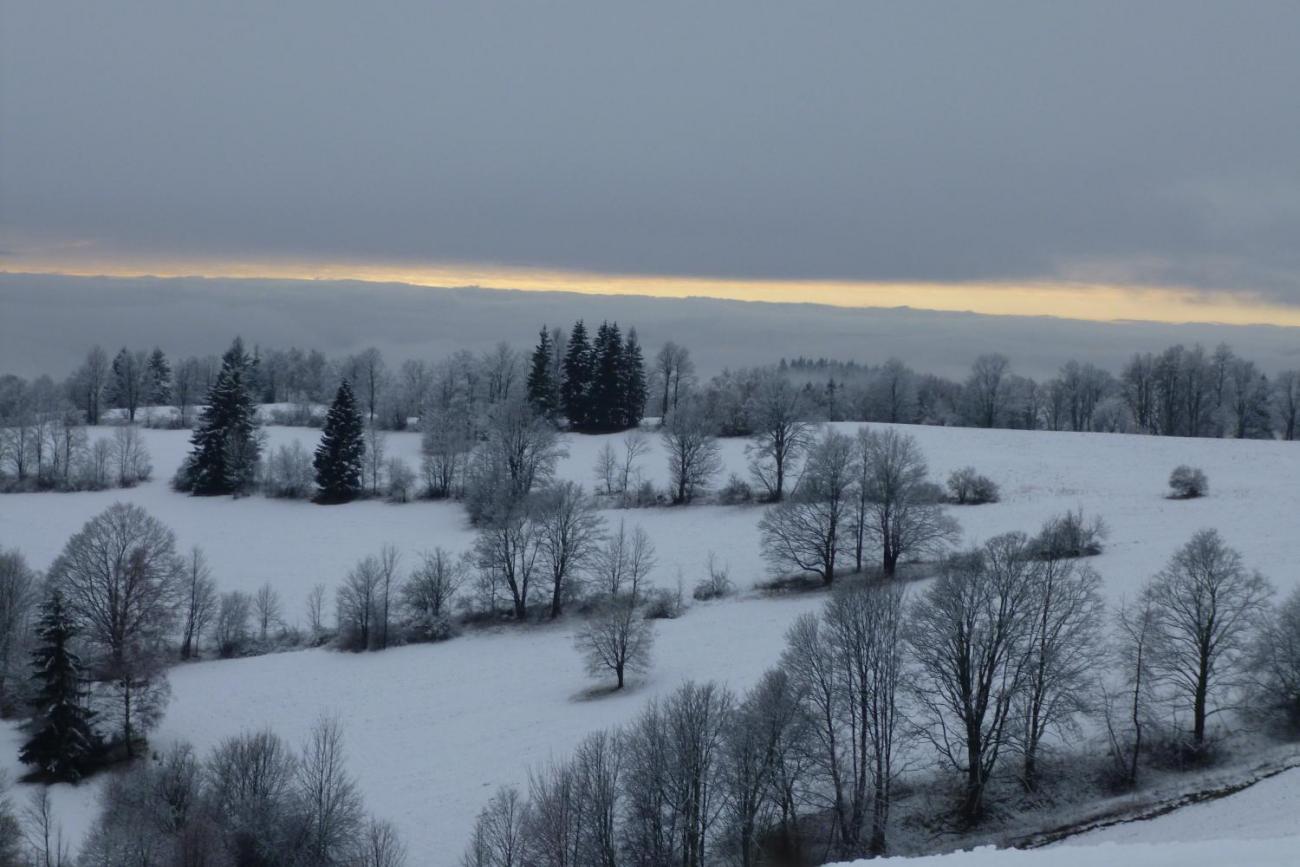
2,421 -> 1299,862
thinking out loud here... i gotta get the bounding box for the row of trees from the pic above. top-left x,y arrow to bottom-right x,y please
0,413 -> 152,493
702,341 -> 1300,440
466,527 -> 1296,864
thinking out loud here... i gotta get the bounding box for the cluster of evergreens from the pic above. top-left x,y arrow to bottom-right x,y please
528,320 -> 647,432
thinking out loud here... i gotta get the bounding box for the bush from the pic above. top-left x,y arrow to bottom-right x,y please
1168,465 -> 1208,499
1032,508 -> 1107,559
386,457 -> 416,503
642,583 -> 685,620
262,441 -> 315,499
945,466 -> 1000,505
717,473 -> 754,505
692,553 -> 734,601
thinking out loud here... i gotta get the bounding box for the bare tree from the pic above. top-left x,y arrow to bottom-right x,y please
1274,370 -> 1300,441
359,818 -> 408,867
474,505 -> 544,621
110,425 -> 151,487
536,482 -> 605,618
1105,598 -> 1158,788
364,424 -> 387,498
337,547 -> 400,649
253,583 -> 283,644
964,353 -> 1011,428
400,548 -> 466,642
758,428 -> 855,585
907,534 -> 1037,824
306,584 -> 328,644
745,373 -> 812,502
854,427 -> 957,577
1250,587 -> 1300,733
1142,529 -> 1273,748
594,442 -> 620,496
1016,557 -> 1105,790
420,405 -> 474,499
23,784 -> 72,867
213,591 -> 253,658
0,548 -> 37,711
466,398 -> 566,524
49,503 -> 183,756
179,547 -> 217,660
592,520 -> 657,601
576,595 -> 654,690
297,716 -> 365,866
207,729 -> 299,860
661,399 -> 721,504
654,342 -> 695,419
463,786 -> 527,867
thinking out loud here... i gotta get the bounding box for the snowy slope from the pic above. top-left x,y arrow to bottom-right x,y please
3,421 -> 1300,861
828,835 -> 1300,866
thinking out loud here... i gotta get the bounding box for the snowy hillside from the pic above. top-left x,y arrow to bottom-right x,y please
3,421 -> 1300,862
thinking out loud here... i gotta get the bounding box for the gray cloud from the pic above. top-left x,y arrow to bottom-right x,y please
2,1 -> 1299,298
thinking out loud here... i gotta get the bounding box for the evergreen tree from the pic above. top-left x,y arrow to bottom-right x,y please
179,337 -> 262,495
590,321 -> 625,431
562,319 -> 594,428
527,326 -> 560,420
314,379 -> 366,502
620,327 -> 647,429
146,347 -> 172,405
19,591 -> 98,783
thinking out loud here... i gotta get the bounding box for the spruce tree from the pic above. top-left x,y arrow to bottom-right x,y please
562,320 -> 594,429
180,337 -> 262,495
620,327 -> 648,428
146,347 -> 172,405
19,591 -> 97,783
527,327 -> 559,419
590,321 -> 625,431
314,379 -> 366,502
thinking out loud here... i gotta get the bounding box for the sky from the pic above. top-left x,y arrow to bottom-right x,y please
3,1 -> 1300,324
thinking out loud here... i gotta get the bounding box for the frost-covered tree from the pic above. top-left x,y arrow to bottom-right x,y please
0,547 -> 37,712
179,547 -> 217,660
145,347 -> 172,406
536,482 -> 605,618
745,373 -> 812,502
314,379 -> 366,503
661,399 -> 721,504
964,354 -> 1011,429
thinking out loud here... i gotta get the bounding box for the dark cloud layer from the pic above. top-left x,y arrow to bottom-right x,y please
3,2 -> 1300,298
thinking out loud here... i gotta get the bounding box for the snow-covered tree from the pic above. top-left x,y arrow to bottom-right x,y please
178,338 -> 262,496
19,591 -> 98,782
314,379 -> 366,503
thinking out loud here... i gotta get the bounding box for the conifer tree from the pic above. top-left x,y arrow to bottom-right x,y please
562,320 -> 594,428
527,326 -> 560,420
314,379 -> 366,503
590,321 -> 625,431
146,347 -> 172,405
179,337 -> 262,495
19,591 -> 98,783
620,327 -> 647,429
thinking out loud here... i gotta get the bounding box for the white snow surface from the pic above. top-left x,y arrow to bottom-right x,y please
3,421 -> 1300,862
828,835 -> 1300,866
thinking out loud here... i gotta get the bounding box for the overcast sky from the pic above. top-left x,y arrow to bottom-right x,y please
3,1 -> 1300,311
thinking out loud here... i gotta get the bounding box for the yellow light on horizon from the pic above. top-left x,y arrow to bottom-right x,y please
4,254 -> 1298,329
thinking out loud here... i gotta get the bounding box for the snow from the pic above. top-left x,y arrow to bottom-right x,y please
3,420 -> 1300,862
827,835 -> 1300,866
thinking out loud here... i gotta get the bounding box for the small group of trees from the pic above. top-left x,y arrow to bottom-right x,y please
470,526 -> 1290,862
174,338 -> 263,496
529,320 -> 648,432
759,427 -> 958,585
72,719 -> 406,866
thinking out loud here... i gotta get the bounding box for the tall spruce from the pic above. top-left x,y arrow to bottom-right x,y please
562,319 -> 594,428
590,321 -> 625,431
621,327 -> 647,428
19,591 -> 98,783
314,379 -> 366,502
180,337 -> 262,495
527,326 -> 560,420
145,347 -> 172,405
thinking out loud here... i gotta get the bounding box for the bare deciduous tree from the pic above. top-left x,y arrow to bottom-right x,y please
297,716 -> 365,866
400,548 -> 466,642
213,591 -> 253,658
0,548 -> 37,711
592,520 -> 657,601
576,595 -> 654,690
179,546 -> 217,660
854,427 -> 957,577
1142,529 -> 1273,748
746,374 -> 812,502
536,482 -> 605,618
661,400 -> 721,505
759,428 -> 855,585
253,583 -> 283,644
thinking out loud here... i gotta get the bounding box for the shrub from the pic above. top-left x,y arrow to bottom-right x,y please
386,457 -> 416,503
692,553 -> 734,601
1032,508 -> 1108,559
717,473 -> 754,505
945,466 -> 1000,504
642,583 -> 685,620
1168,465 -> 1208,499
262,441 -> 315,499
